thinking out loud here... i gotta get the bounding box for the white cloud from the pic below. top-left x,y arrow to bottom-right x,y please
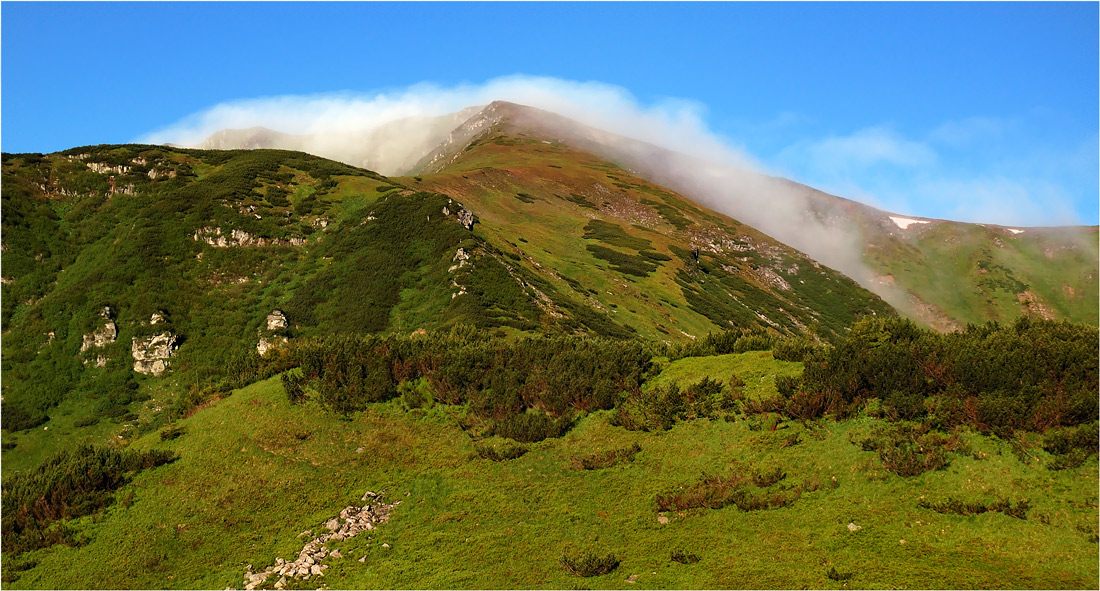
928,116 -> 1010,146
140,75 -> 758,172
777,126 -> 937,176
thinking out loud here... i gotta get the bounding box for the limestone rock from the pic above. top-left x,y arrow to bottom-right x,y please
132,332 -> 179,376
457,209 -> 475,230
257,335 -> 288,357
80,306 -> 117,352
449,248 -> 471,272
267,310 -> 288,331
847,522 -> 861,532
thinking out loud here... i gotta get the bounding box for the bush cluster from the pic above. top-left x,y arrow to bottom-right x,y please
289,331 -> 654,441
2,445 -> 177,554
560,551 -> 620,577
655,463 -> 804,513
784,316 -> 1098,436
612,376 -> 737,431
853,423 -> 967,477
473,440 -> 528,461
917,497 -> 1030,520
570,442 -> 642,470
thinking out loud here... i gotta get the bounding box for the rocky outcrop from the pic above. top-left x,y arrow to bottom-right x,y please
239,491 -> 400,590
86,161 -> 131,175
449,248 -> 471,272
193,227 -> 305,248
266,310 -> 288,331
81,306 -> 117,353
441,200 -> 475,230
132,318 -> 179,376
257,310 -> 290,356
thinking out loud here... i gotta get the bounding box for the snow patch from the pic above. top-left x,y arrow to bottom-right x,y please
889,216 -> 929,230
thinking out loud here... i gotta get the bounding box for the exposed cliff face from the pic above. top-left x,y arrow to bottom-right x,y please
132,315 -> 179,376
193,227 -> 306,248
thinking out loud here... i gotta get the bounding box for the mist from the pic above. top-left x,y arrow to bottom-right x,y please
138,74 -> 1042,313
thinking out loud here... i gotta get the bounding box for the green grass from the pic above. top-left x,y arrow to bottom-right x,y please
5,352 -> 1096,589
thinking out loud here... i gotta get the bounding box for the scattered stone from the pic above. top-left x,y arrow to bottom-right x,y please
356,447 -> 366,454
382,543 -> 390,549
847,522 -> 862,532
241,492 -> 399,587
657,515 -> 669,524
625,574 -> 638,584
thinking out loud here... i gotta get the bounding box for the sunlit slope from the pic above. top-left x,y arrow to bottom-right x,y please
786,181 -> 1100,330
7,359 -> 1097,590
417,101 -> 1098,331
0,146 -> 636,433
408,108 -> 894,342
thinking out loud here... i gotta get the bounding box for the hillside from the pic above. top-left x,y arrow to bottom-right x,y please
0,143 -> 889,437
3,346 -> 1097,589
420,101 -> 1099,331
194,100 -> 1098,330
2,131 -> 1095,591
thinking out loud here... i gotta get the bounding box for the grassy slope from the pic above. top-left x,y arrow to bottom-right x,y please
7,353 -> 1097,589
834,195 -> 1100,330
409,129 -> 893,342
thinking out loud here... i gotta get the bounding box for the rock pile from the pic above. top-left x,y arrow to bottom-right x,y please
193,227 -> 306,248
240,492 -> 400,590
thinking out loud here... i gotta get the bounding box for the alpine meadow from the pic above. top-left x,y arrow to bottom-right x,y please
2,4 -> 1098,590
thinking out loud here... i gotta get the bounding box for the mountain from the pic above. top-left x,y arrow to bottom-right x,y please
0,139 -> 891,434
2,126 -> 1095,591
198,101 -> 1099,331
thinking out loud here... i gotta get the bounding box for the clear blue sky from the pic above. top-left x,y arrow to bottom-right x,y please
3,2 -> 1097,225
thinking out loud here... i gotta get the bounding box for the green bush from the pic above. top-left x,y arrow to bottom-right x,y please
474,440 -> 528,461
560,551 -> 620,577
854,423 -> 966,477
2,445 -> 177,554
670,550 -> 700,564
570,442 -> 642,470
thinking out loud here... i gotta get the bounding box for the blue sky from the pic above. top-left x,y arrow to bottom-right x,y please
3,2 -> 1097,225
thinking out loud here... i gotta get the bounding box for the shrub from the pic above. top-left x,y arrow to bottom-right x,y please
570,443 -> 641,470
159,424 -> 185,441
73,416 -> 100,428
560,552 -> 620,577
281,371 -> 307,405
917,497 -> 1030,520
670,550 -> 700,564
655,463 -> 804,513
490,411 -> 574,443
854,423 -> 965,477
474,441 -> 528,461
2,445 -> 177,554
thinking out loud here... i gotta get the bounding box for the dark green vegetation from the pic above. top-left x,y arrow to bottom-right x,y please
784,316 -> 1098,435
2,445 -> 176,555
2,130 -> 1097,589
1,141 -> 891,443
